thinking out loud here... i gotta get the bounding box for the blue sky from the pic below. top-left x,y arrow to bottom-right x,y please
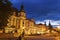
9,0 -> 60,26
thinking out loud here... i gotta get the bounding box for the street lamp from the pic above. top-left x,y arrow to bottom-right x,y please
21,27 -> 25,40
18,27 -> 25,40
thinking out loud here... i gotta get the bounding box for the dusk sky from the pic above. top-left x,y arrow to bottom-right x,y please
9,0 -> 60,26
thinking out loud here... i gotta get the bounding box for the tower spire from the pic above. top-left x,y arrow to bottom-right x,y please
44,21 -> 46,26
48,21 -> 53,29
19,0 -> 26,17
20,0 -> 24,10
20,0 -> 25,12
48,21 -> 53,32
49,21 -> 51,26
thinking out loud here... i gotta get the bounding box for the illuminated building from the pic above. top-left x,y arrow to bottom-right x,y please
35,23 -> 48,34
4,4 -> 48,37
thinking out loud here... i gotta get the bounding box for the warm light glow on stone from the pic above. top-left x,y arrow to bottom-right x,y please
57,26 -> 60,29
37,32 -> 40,34
46,30 -> 50,33
4,4 -> 48,37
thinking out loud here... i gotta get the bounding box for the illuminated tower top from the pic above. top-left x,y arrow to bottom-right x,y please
20,0 -> 25,13
18,0 -> 26,19
20,4 -> 25,12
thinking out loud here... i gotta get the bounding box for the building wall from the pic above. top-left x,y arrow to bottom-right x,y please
7,15 -> 17,27
6,9 -> 48,36
0,29 -> 3,33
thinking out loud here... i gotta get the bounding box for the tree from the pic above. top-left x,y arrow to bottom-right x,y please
0,0 -> 14,29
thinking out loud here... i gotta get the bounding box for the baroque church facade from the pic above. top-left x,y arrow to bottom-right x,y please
3,4 -> 48,37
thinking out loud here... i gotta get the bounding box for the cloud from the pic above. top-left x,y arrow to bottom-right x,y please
36,19 -> 60,26
44,20 -> 60,25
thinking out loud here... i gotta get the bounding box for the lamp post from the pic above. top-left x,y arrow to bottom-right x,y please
21,27 -> 25,40
18,27 -> 25,40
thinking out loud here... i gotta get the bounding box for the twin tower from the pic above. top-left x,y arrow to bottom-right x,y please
7,4 -> 26,28
7,4 -> 35,32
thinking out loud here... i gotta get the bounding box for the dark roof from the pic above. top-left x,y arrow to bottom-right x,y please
38,23 -> 43,25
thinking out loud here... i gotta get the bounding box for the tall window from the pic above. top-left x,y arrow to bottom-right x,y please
23,20 -> 24,27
